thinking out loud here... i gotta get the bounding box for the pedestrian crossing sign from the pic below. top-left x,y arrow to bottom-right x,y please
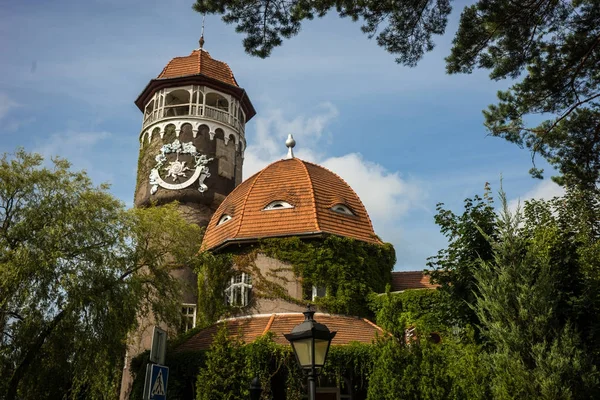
145,364 -> 169,400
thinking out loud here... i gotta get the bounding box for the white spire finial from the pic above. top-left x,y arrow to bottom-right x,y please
285,134 -> 296,159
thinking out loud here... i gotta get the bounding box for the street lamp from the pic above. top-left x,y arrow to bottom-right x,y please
284,307 -> 337,400
249,376 -> 262,400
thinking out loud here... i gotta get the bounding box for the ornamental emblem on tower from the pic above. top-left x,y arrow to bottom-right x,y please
149,139 -> 213,195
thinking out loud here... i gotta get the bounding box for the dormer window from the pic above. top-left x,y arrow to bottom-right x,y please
217,214 -> 232,225
263,201 -> 294,211
331,204 -> 354,216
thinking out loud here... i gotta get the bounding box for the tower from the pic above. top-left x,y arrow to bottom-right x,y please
134,40 -> 255,221
133,40 -> 255,305
120,40 -> 255,399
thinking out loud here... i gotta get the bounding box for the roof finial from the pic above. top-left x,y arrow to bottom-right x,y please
285,134 -> 296,159
199,14 -> 206,49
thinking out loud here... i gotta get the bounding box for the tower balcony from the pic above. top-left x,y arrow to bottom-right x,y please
141,86 -> 246,136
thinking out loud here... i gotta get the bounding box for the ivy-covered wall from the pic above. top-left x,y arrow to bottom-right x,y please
195,236 -> 396,327
369,288 -> 448,338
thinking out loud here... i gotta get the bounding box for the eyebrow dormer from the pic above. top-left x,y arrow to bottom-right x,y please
263,200 -> 294,211
217,214 -> 232,225
331,204 -> 354,216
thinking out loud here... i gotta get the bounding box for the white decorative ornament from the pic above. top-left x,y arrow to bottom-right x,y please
149,139 -> 213,195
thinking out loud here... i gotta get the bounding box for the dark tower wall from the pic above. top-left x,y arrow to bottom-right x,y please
120,78 -> 252,400
135,121 -> 244,227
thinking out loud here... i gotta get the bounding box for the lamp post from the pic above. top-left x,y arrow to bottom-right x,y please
249,376 -> 262,400
284,307 -> 337,400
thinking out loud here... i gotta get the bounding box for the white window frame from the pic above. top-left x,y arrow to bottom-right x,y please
181,303 -> 197,332
225,272 -> 252,307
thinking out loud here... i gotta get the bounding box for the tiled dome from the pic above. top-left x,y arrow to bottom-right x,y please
201,157 -> 381,251
157,49 -> 238,87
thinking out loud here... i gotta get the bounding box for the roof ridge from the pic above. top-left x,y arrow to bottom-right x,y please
298,159 -> 320,232
263,314 -> 276,335
301,159 -> 379,243
362,317 -> 384,333
197,49 -> 202,74
233,163 -> 271,238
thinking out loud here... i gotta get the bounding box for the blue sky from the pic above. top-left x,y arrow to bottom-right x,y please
0,0 -> 564,270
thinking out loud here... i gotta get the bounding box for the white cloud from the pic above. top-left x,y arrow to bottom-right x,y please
0,93 -> 19,122
243,103 -> 426,246
321,154 -> 424,222
508,179 -> 565,213
243,102 -> 339,178
35,131 -> 111,158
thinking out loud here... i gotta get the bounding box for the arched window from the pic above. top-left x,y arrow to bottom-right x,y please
331,204 -> 354,216
263,201 -> 294,210
164,89 -> 191,117
225,273 -> 252,307
205,92 -> 229,111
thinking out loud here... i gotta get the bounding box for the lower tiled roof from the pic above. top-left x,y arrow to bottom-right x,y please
390,271 -> 439,292
176,313 -> 385,352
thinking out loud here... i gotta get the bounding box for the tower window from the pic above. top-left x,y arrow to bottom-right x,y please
312,285 -> 327,300
181,304 -> 197,333
217,214 -> 232,225
263,201 -> 294,211
331,204 -> 354,216
225,273 -> 252,307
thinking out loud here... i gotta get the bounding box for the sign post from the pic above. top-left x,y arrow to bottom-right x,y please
143,326 -> 169,400
149,326 -> 167,365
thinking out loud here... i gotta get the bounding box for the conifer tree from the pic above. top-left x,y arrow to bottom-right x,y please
474,193 -> 598,399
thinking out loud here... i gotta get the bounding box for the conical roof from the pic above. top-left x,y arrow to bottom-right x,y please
157,49 -> 238,87
201,158 -> 381,251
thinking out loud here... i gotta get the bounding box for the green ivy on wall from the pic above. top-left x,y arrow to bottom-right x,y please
194,235 -> 396,327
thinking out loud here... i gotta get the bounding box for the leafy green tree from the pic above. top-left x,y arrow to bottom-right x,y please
195,0 -> 600,187
427,184 -> 496,328
0,150 -> 202,400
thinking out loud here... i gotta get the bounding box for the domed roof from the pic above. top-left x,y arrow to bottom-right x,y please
201,158 -> 381,251
157,49 -> 238,87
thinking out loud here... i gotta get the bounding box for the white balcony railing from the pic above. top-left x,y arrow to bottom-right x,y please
143,105 -> 245,135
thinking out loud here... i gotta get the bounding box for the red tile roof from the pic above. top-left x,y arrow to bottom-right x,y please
201,158 -> 381,251
176,313 -> 385,352
390,271 -> 439,292
158,49 -> 238,87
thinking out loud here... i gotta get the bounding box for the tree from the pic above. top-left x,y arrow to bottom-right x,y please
194,0 -> 600,187
0,149 -> 202,399
426,184 -> 496,328
447,0 -> 600,188
196,325 -> 248,400
474,192 -> 599,398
